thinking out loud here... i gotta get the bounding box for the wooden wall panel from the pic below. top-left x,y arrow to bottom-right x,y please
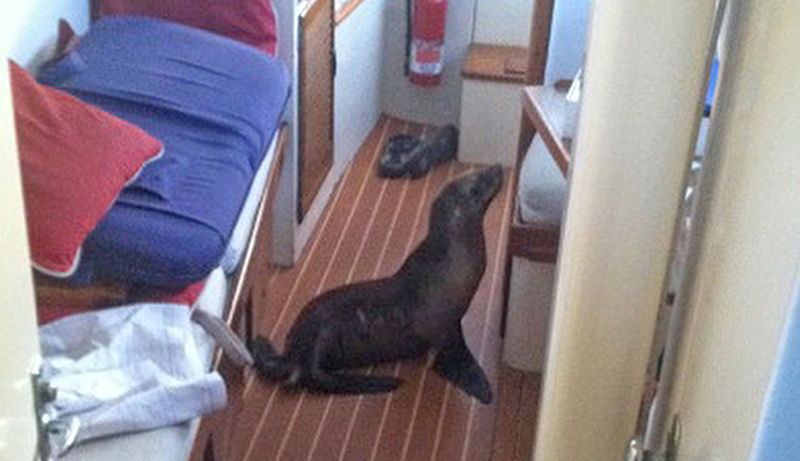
299,0 -> 335,221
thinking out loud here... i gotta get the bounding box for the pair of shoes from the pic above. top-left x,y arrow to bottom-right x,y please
379,125 -> 459,178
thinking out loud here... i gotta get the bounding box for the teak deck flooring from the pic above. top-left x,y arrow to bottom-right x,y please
212,115 -> 540,461
491,365 -> 541,461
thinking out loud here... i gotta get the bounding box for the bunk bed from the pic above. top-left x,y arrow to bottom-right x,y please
17,15 -> 290,460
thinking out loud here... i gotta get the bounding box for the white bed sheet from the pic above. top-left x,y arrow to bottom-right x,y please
56,268 -> 228,461
42,304 -> 227,459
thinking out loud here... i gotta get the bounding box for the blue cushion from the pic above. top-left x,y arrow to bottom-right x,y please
39,17 -> 290,287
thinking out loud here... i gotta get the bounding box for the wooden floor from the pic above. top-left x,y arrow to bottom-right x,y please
491,365 -> 541,461
209,115 -> 542,461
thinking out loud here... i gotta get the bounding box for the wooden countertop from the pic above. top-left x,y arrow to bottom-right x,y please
462,44 -> 529,84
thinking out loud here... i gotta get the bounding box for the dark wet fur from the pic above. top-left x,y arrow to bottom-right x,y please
250,165 -> 504,403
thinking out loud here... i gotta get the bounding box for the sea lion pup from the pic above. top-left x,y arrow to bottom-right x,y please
250,164 -> 503,404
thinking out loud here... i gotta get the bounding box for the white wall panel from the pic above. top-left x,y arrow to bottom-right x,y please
472,0 -> 534,47
380,0 -> 476,125
1,2 -> 47,458
533,0 -> 717,459
8,0 -> 89,71
295,0 -> 388,256
668,1 -> 800,459
458,79 -> 521,167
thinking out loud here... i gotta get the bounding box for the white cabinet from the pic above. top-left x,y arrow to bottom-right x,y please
459,78 -> 523,166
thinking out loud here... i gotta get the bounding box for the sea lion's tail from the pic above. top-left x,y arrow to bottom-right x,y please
249,338 -> 298,383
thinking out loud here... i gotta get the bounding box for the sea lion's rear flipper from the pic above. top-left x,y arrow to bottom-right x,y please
308,368 -> 403,394
250,338 -> 293,382
433,328 -> 493,404
307,331 -> 403,394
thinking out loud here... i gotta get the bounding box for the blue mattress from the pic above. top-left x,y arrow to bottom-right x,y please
38,17 -> 290,287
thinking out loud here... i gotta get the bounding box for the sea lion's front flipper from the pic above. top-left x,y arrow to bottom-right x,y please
433,328 -> 493,404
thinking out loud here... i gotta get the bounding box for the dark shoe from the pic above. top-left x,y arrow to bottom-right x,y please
379,134 -> 422,178
378,125 -> 459,178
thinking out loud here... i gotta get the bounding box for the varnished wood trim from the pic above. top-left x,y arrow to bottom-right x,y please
189,125 -> 288,461
507,0 -> 559,314
462,44 -> 529,84
509,223 -> 560,264
299,0 -> 335,221
335,0 -> 368,25
526,0 -> 555,85
491,366 -> 541,461
226,124 -> 288,327
522,86 -> 570,177
34,280 -> 128,312
515,0 -> 555,187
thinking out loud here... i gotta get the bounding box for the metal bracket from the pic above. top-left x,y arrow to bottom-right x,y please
664,415 -> 681,461
31,364 -> 54,461
31,365 -> 80,460
625,438 -> 646,461
625,415 -> 681,461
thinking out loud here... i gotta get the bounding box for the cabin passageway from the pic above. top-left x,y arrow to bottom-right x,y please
197,115 -> 543,461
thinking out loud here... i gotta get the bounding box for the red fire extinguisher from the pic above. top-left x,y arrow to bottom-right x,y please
409,0 -> 448,87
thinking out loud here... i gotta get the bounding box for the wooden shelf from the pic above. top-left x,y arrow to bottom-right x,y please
509,216 -> 560,264
462,44 -> 529,84
521,85 -> 572,177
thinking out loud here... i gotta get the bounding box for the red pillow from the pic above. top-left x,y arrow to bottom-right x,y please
97,0 -> 278,55
10,61 -> 164,277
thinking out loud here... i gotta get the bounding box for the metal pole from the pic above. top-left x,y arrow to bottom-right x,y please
643,0 -> 731,452
532,0 -> 717,459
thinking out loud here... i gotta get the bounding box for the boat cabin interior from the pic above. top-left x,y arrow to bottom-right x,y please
4,0 -> 800,460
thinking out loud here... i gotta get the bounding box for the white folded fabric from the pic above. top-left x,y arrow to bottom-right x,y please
39,304 -> 227,457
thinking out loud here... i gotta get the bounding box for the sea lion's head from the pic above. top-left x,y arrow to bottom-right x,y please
430,164 -> 504,235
